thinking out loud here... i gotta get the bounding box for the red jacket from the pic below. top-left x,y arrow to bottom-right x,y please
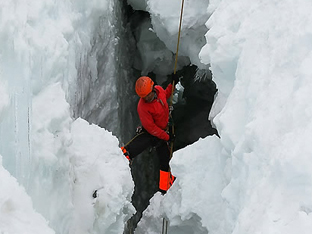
137,84 -> 173,141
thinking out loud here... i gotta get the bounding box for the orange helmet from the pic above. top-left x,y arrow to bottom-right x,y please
135,76 -> 154,97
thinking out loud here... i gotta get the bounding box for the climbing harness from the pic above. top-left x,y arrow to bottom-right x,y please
162,0 -> 185,233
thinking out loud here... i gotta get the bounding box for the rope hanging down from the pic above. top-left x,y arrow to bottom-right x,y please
162,1 -> 185,234
169,0 -> 185,159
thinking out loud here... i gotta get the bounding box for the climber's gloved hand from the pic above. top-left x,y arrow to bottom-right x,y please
136,126 -> 143,134
171,73 -> 180,84
167,132 -> 176,145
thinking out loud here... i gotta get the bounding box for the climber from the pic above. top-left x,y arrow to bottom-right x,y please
121,75 -> 179,194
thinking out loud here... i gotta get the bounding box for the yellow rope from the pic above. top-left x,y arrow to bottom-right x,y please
169,0 -> 185,160
162,3 -> 185,232
173,0 -> 185,76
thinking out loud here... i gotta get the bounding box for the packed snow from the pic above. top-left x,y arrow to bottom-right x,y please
0,156 -> 55,234
1,0 -> 312,234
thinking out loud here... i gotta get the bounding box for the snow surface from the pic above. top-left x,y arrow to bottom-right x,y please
0,155 -> 55,234
1,0 -> 312,234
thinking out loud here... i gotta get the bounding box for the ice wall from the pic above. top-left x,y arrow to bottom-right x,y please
0,0 -> 108,182
148,0 -> 209,69
0,0 -> 135,233
127,0 -> 209,74
127,0 -> 147,11
74,0 -> 138,142
201,1 -> 312,233
132,15 -> 189,76
147,0 -> 210,69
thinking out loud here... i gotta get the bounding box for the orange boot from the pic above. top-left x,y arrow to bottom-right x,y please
159,170 -> 175,194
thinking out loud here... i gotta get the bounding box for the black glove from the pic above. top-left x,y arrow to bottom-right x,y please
171,73 -> 179,84
168,132 -> 176,145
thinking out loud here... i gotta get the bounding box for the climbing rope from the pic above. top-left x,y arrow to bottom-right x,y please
162,0 -> 185,234
169,0 -> 185,159
171,0 -> 185,101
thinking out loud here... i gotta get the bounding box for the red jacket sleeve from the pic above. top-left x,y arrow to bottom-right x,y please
138,105 -> 169,141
